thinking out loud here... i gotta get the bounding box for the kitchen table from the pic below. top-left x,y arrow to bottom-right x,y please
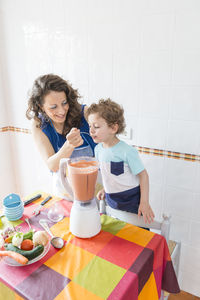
0,192 -> 180,300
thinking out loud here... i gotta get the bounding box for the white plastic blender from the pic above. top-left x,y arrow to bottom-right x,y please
59,156 -> 101,238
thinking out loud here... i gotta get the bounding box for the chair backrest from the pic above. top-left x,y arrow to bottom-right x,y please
99,200 -> 171,242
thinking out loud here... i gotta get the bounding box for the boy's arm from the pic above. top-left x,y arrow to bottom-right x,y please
138,169 -> 155,224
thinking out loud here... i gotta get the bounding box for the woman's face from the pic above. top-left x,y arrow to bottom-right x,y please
42,91 -> 69,125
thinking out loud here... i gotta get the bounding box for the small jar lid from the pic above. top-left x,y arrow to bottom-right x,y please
3,193 -> 21,208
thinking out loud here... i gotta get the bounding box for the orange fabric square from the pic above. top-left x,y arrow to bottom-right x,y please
116,223 -> 155,247
50,217 -> 74,242
44,243 -> 94,279
55,281 -> 104,300
138,272 -> 159,300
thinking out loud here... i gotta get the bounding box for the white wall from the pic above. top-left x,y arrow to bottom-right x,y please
0,0 -> 200,296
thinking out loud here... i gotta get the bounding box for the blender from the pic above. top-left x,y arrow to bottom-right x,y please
59,156 -> 101,238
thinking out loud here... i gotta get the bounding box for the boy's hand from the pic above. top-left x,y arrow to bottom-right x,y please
138,202 -> 155,224
97,189 -> 105,201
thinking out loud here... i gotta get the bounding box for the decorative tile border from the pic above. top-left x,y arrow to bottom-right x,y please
0,126 -> 31,134
136,146 -> 200,162
0,126 -> 199,162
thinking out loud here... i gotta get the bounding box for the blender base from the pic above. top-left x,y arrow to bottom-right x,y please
70,198 -> 101,238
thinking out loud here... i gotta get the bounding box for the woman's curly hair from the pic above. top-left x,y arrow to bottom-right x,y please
86,98 -> 126,134
26,74 -> 82,135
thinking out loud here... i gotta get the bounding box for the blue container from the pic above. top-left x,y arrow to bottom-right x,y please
3,193 -> 24,221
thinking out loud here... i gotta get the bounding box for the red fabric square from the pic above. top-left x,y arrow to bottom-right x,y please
97,236 -> 144,269
146,234 -> 170,270
70,230 -> 114,255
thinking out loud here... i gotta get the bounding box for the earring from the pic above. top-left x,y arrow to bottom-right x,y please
42,111 -> 50,122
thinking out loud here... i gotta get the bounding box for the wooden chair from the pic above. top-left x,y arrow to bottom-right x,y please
99,200 -> 181,300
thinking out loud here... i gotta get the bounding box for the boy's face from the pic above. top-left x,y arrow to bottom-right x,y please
88,113 -> 116,144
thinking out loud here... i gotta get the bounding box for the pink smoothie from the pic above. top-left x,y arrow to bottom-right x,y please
68,160 -> 98,201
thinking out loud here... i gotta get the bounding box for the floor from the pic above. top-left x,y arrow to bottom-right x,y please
168,291 -> 200,300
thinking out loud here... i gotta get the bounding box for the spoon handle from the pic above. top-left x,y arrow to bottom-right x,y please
25,218 -> 32,230
39,220 -> 54,238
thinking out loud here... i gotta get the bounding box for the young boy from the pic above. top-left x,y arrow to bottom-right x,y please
86,98 -> 154,224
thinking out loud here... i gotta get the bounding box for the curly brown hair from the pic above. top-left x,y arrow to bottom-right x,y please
86,98 -> 126,134
26,74 -> 82,135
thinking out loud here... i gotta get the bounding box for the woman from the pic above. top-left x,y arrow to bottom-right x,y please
26,74 -> 96,197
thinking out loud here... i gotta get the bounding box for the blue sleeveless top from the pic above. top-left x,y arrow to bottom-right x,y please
40,105 -> 96,157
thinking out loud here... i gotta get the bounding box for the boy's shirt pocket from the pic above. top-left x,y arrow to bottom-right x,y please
110,161 -> 124,176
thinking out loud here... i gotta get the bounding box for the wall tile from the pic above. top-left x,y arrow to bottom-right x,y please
166,120 -> 200,154
174,12 -> 200,50
142,0 -> 174,13
140,51 -> 171,87
124,115 -> 139,145
140,87 -> 170,119
180,243 -> 200,274
190,220 -> 200,248
113,50 -> 140,113
137,117 -> 168,149
173,0 -> 200,11
88,40 -> 113,102
163,186 -> 195,219
172,51 -> 200,85
10,133 -> 53,197
148,183 -> 164,220
164,158 -> 196,191
0,133 -> 17,200
169,87 -> 200,122
179,269 -> 200,297
194,164 -> 200,193
141,155 -> 165,186
169,215 -> 190,244
141,13 -> 174,50
0,73 -> 8,126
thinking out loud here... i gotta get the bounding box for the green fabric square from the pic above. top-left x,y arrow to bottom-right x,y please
100,214 -> 126,235
73,256 -> 126,299
0,217 -> 23,234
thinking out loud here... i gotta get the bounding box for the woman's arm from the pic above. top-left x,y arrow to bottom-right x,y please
138,169 -> 155,223
32,120 -> 82,172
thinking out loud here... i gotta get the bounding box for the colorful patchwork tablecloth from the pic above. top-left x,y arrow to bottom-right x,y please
0,192 -> 180,300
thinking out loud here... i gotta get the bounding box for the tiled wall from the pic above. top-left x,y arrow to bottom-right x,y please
0,0 -> 200,296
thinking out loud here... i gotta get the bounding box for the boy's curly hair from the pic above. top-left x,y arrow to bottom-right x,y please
86,98 -> 125,134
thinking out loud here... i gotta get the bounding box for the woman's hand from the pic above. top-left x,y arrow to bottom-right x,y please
66,128 -> 83,148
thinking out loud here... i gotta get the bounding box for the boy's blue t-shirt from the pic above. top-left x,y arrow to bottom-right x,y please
95,140 -> 145,213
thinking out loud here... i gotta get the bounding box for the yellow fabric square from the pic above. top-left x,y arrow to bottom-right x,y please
116,223 -> 155,247
55,281 -> 104,300
41,195 -> 62,209
138,272 -> 159,300
0,281 -> 15,300
24,191 -> 61,208
44,242 -> 94,279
